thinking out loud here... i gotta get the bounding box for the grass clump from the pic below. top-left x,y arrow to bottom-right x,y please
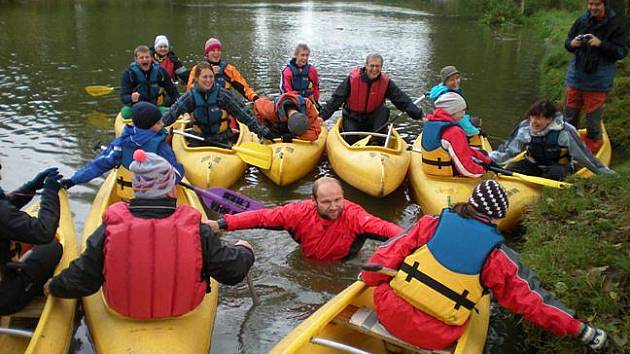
519,162 -> 630,353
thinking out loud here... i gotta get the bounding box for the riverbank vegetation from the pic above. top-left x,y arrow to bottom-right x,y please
481,2 -> 630,353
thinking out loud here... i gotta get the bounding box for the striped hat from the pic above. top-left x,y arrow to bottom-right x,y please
469,180 -> 509,219
129,150 -> 177,198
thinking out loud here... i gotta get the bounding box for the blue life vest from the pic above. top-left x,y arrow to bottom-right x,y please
192,86 -> 228,136
129,62 -> 162,104
287,62 -> 313,97
526,129 -> 569,166
120,131 -> 165,169
421,121 -> 456,151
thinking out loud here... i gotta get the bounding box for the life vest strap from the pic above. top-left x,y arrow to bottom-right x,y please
116,176 -> 133,189
421,157 -> 452,167
400,261 -> 476,311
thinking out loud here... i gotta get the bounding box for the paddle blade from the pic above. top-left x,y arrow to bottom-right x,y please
233,142 -> 273,170
352,135 -> 372,147
208,188 -> 264,213
85,85 -> 115,97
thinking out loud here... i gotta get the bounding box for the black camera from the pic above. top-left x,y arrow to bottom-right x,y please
576,34 -> 593,42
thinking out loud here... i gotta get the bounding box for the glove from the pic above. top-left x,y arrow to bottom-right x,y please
28,167 -> 59,190
281,134 -> 293,143
578,323 -> 607,351
60,178 -> 75,190
43,173 -> 63,192
258,126 -> 275,141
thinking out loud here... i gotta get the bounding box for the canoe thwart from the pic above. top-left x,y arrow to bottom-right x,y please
0,327 -> 34,338
340,131 -> 389,138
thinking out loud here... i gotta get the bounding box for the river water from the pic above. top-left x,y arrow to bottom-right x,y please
0,1 -> 542,353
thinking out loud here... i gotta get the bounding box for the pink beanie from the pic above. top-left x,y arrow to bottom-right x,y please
204,38 -> 222,54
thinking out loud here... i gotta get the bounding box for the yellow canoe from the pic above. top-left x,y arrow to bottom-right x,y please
114,111 -> 129,137
495,125 -> 611,230
81,171 -> 219,354
270,280 -> 490,354
326,120 -> 410,197
263,124 -> 328,186
172,121 -> 257,189
0,190 -> 78,354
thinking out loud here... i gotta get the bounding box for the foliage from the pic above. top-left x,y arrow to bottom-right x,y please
481,0 -> 583,24
520,162 -> 630,353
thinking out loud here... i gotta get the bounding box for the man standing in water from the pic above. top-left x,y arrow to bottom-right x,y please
207,177 -> 402,261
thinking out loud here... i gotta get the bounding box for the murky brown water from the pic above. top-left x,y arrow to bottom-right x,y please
0,1 -> 541,353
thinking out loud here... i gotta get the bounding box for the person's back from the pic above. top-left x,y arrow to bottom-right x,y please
253,93 -> 321,142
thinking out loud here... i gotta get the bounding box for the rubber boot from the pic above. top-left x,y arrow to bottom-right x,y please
563,106 -> 581,128
585,107 -> 603,140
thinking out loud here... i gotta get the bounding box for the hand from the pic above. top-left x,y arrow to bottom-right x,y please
29,167 -> 59,190
131,92 -> 140,103
206,220 -> 221,233
571,38 -> 584,48
212,65 -> 221,74
578,323 -> 607,351
60,178 -> 75,190
587,35 -> 602,47
43,278 -> 52,296
235,240 -> 253,251
281,134 -> 293,143
43,173 -> 63,192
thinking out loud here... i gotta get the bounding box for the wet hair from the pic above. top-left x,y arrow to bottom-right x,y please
312,176 -> 343,199
526,99 -> 557,119
194,62 -> 214,79
293,43 -> 310,57
451,202 -> 479,219
134,45 -> 151,57
365,53 -> 384,65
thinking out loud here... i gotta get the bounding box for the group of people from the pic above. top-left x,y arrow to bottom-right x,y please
2,0 -> 625,351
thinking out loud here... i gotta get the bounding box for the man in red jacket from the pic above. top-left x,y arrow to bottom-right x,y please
361,180 -> 607,351
207,177 -> 402,261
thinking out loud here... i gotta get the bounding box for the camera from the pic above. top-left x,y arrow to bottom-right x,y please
576,34 -> 593,42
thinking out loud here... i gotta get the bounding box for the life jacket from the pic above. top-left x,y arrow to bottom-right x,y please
346,67 -> 389,114
115,130 -> 166,200
390,209 -> 503,326
129,62 -> 163,105
287,62 -> 313,97
153,53 -> 175,81
102,202 -> 206,319
272,94 -> 307,134
468,134 -> 483,149
210,61 -> 230,90
526,129 -> 570,166
421,121 -> 456,176
192,86 -> 230,136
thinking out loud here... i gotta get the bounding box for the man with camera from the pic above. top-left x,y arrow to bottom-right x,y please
564,0 -> 628,153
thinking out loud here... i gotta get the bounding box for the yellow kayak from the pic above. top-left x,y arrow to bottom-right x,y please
270,281 -> 490,354
81,171 -> 218,354
263,124 -> 328,186
495,125 -> 611,230
114,111 -> 130,137
326,120 -> 410,197
172,121 -> 257,189
0,190 -> 78,354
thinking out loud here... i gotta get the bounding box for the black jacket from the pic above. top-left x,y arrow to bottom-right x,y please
320,67 -> 423,120
0,184 -> 60,275
49,198 -> 254,298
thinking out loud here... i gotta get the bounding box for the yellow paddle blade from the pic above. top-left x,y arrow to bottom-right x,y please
232,142 -> 273,170
509,172 -> 572,189
85,85 -> 115,97
352,135 -> 372,147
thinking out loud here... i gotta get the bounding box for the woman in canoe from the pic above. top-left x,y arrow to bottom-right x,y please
361,180 -> 607,351
163,62 -> 273,145
150,34 -> 189,85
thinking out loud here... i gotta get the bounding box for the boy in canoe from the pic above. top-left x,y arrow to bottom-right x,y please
45,151 -> 254,319
0,166 -> 63,315
428,65 -> 481,137
420,92 -> 491,178
253,92 -> 322,142
489,99 -> 613,180
361,180 -> 608,351
279,43 -> 321,109
60,102 -> 185,200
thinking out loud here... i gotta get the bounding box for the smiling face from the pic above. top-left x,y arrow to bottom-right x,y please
587,0 -> 605,18
155,44 -> 169,57
365,57 -> 383,80
206,48 -> 222,63
135,50 -> 152,71
295,48 -> 310,67
529,114 -> 553,133
444,73 -> 461,90
314,181 -> 344,220
196,67 -> 215,91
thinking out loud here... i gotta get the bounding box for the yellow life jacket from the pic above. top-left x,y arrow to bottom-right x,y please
389,209 -> 503,326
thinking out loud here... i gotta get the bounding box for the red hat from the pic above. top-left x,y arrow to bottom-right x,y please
204,38 -> 222,54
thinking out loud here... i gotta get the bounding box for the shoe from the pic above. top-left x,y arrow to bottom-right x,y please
583,136 -> 603,154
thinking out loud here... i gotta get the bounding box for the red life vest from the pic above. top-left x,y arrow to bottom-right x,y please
102,202 -> 206,319
154,54 -> 175,81
346,67 -> 390,114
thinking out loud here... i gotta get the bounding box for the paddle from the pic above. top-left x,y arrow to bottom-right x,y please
352,134 -> 373,147
173,129 -> 272,169
487,165 -> 572,189
85,85 -> 118,97
179,181 -> 263,215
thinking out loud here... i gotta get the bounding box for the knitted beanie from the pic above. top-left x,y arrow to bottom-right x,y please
129,150 -> 177,199
204,38 -> 222,54
154,35 -> 169,48
287,112 -> 309,136
434,92 -> 467,115
440,65 -> 460,83
131,102 -> 162,130
469,180 -> 509,219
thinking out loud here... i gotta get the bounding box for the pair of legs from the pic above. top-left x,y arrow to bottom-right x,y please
508,159 -> 572,181
341,106 -> 390,145
564,87 -> 606,152
0,241 -> 62,315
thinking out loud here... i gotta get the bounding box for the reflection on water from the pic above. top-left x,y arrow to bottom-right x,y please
0,1 -> 542,353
